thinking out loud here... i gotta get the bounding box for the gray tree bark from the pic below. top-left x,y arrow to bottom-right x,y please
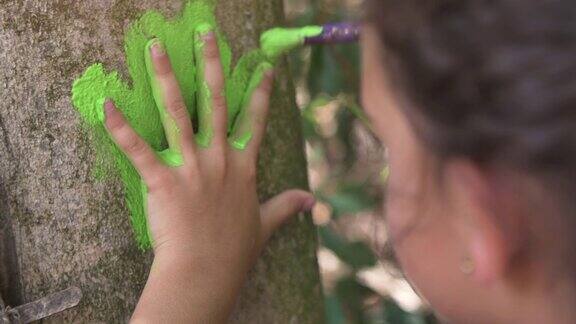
0,0 -> 324,322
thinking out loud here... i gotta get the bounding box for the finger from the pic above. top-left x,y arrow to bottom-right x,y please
103,100 -> 168,186
229,62 -> 274,157
260,190 -> 316,243
145,38 -> 196,160
194,24 -> 228,149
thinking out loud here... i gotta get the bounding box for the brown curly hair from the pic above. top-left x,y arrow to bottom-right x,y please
368,0 -> 576,271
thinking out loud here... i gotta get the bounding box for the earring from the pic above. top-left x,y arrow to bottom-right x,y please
460,256 -> 475,275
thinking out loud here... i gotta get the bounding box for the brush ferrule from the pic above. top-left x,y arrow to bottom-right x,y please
304,22 -> 360,45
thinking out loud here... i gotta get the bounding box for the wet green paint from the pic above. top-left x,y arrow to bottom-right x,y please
194,23 -> 215,148
144,39 -> 182,154
229,61 -> 274,150
72,0 -> 317,249
260,25 -> 323,61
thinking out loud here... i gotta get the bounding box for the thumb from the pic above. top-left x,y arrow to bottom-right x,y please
260,190 -> 316,243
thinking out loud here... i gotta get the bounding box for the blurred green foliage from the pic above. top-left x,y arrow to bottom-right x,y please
285,0 -> 438,323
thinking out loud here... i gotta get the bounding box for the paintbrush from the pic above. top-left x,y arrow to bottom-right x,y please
260,22 -> 361,61
303,22 -> 360,45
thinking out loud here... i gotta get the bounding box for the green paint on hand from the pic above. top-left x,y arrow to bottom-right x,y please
194,23 -> 215,148
144,39 -> 182,154
71,0 -> 315,249
230,61 -> 274,150
260,25 -> 323,61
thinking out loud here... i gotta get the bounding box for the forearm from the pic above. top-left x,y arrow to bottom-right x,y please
131,253 -> 243,323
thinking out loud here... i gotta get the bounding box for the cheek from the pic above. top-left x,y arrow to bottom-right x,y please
382,142 -> 473,315
361,75 -> 387,136
386,194 -> 457,308
384,150 -> 428,241
384,178 -> 475,321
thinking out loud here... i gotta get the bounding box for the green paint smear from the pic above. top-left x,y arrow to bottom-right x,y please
194,23 -> 215,148
229,61 -> 273,150
260,25 -> 323,62
144,39 -> 182,154
72,0 -> 320,249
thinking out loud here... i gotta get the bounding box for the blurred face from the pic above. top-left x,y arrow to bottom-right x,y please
360,26 -> 492,322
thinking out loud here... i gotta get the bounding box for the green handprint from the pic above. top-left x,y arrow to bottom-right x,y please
72,0 -> 319,249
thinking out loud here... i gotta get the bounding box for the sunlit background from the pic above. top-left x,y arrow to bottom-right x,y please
284,0 -> 438,322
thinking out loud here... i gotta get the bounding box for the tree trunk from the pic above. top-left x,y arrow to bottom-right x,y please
0,0 -> 324,322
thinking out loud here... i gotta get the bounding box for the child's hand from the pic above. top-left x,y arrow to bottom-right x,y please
103,30 -> 315,323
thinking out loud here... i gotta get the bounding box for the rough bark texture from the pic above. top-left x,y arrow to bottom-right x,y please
0,0 -> 324,322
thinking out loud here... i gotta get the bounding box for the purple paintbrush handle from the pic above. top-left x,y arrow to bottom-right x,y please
304,22 -> 361,45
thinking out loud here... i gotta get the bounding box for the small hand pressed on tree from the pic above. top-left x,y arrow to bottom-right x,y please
103,28 -> 315,323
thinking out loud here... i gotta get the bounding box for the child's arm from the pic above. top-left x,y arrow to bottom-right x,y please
103,30 -> 315,323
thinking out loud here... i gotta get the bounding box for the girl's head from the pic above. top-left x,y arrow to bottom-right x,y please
361,0 -> 576,322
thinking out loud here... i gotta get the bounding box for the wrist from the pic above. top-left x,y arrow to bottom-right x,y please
151,238 -> 256,285
151,249 -> 246,296
132,250 -> 245,323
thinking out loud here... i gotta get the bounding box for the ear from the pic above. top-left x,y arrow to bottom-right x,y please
445,160 -> 518,285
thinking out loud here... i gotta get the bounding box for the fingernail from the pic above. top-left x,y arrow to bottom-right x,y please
203,31 -> 215,41
196,23 -> 214,41
150,39 -> 165,57
302,197 -> 317,212
258,62 -> 274,79
104,99 -> 115,118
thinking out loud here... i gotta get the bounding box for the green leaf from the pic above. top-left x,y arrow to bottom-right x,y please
320,183 -> 377,218
319,226 -> 377,270
333,277 -> 375,324
325,294 -> 348,324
